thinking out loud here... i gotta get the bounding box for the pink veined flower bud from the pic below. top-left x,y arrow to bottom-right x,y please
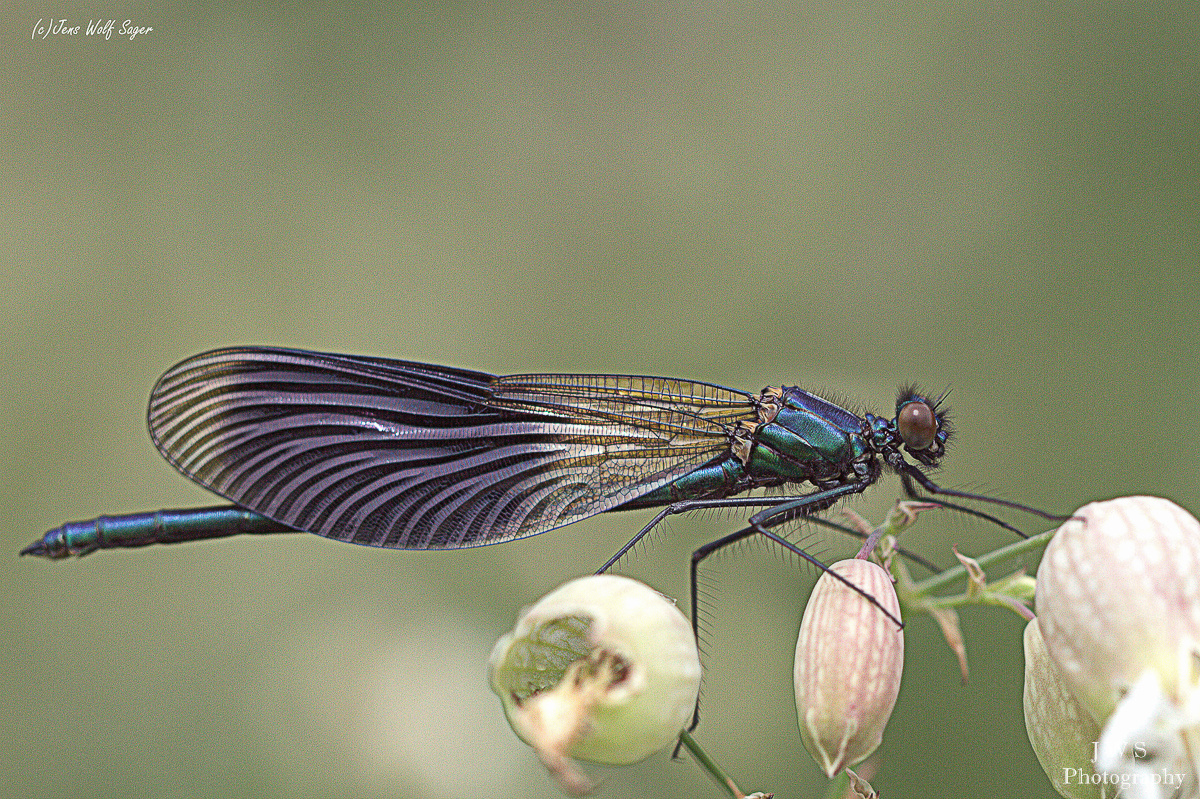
1035,496 -> 1200,721
1034,495 -> 1200,799
794,559 -> 904,778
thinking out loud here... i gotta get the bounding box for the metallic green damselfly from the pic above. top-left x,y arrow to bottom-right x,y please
24,347 -> 1057,629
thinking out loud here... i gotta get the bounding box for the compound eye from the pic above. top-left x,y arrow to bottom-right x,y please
897,401 -> 937,450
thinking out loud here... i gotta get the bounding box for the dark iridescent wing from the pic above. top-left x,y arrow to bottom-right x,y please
147,347 -> 755,549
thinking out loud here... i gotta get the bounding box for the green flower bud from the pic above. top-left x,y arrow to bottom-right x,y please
488,575 -> 701,795
794,559 -> 904,777
1023,618 -> 1107,799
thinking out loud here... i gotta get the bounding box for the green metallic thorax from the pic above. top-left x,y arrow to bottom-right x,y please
621,386 -> 876,510
747,403 -> 868,483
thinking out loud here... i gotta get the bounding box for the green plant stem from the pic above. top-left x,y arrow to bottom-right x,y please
909,527 -> 1055,597
678,729 -> 744,798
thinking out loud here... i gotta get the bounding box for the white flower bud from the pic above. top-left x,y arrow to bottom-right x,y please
488,575 -> 701,795
1035,496 -> 1200,721
794,559 -> 904,777
1035,496 -> 1200,799
1022,618 -> 1107,799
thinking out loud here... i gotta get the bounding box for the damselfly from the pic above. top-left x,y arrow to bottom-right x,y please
23,347 -> 1054,612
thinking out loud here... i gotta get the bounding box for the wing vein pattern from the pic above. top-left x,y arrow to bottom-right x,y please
147,347 -> 755,549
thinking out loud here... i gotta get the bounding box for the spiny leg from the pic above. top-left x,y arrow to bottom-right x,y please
595,495 -> 839,575
898,471 -> 1032,538
803,513 -> 941,574
898,465 -> 1066,535
750,528 -> 904,630
673,524 -> 760,750
679,483 -> 895,739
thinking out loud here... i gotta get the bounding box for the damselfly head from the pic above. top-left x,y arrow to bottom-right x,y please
894,388 -> 950,465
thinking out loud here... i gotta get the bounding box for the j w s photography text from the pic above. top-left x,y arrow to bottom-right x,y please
32,19 -> 154,41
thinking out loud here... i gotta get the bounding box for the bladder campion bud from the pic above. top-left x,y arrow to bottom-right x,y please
1034,496 -> 1200,799
488,575 -> 701,795
1035,496 -> 1200,721
1022,618 -> 1107,799
794,559 -> 904,777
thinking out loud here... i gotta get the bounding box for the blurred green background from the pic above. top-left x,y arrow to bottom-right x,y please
4,3 -> 1198,798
